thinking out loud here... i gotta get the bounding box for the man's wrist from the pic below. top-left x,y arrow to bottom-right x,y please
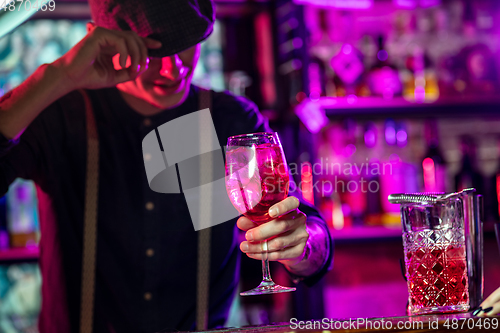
46,61 -> 78,94
283,240 -> 312,276
283,220 -> 328,278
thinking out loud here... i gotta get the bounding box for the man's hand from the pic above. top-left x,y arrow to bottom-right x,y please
476,286 -> 500,317
0,25 -> 162,140
237,196 -> 310,267
52,25 -> 162,91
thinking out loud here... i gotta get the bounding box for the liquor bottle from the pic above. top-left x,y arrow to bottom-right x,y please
363,122 -> 382,226
379,119 -> 418,226
6,179 -> 39,248
422,119 -> 447,193
402,45 -> 440,103
309,9 -> 336,98
341,119 -> 366,227
454,135 -> 483,194
366,36 -> 402,99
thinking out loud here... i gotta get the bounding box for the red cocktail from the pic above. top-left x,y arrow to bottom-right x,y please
225,132 -> 295,296
226,143 -> 289,223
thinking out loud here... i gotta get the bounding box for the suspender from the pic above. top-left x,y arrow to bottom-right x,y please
196,88 -> 212,331
80,89 -> 99,333
80,88 -> 213,333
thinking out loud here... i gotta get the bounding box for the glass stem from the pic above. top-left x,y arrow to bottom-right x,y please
261,239 -> 273,283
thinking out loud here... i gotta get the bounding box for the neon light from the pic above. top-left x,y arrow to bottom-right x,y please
393,0 -> 417,8
332,201 -> 344,230
396,129 -> 408,147
342,44 -> 352,55
423,157 -> 436,192
377,50 -> 388,62
295,100 -> 328,134
364,129 -> 376,148
385,122 -> 396,146
301,162 -> 314,204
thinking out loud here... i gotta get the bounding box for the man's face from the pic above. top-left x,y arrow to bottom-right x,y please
112,44 -> 201,109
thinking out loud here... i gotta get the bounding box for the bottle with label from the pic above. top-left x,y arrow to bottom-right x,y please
422,119 -> 447,193
454,135 -> 483,194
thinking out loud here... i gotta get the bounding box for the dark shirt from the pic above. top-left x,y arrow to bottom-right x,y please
0,85 -> 332,333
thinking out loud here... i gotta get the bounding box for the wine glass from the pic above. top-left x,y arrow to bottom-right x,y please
225,132 -> 296,296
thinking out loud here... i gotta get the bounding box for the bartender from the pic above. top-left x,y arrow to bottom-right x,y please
0,0 -> 332,332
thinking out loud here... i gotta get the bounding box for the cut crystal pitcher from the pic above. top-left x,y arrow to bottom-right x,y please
389,189 -> 483,315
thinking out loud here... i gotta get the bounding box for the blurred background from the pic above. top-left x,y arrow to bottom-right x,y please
1,0 -> 500,332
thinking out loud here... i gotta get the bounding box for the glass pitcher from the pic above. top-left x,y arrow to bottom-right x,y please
389,189 -> 483,315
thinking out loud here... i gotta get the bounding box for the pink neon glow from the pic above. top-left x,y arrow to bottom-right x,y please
255,12 -> 277,106
301,162 -> 314,204
393,0 -> 440,8
294,0 -> 373,9
343,144 -> 356,157
496,174 -> 500,218
393,0 -> 417,8
347,94 -> 358,104
385,125 -> 396,146
414,86 -> 426,102
342,44 -> 352,55
423,157 -> 436,192
364,129 -> 376,148
419,0 -> 441,8
295,100 -> 328,134
309,62 -> 322,97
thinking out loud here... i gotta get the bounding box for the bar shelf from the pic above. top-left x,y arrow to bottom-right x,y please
0,247 -> 39,263
330,225 -> 403,243
297,95 -> 500,120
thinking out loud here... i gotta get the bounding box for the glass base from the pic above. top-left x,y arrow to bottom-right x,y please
410,304 -> 470,315
240,280 -> 296,296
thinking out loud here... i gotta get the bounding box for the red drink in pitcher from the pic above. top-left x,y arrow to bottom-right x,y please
405,244 -> 469,314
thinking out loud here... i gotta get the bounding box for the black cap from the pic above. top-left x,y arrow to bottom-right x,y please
89,0 -> 215,58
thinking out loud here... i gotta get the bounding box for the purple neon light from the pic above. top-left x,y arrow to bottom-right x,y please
385,121 -> 396,146
377,50 -> 388,62
396,130 -> 408,147
293,37 -> 303,49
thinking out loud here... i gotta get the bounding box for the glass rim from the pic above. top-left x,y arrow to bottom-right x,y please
227,132 -> 276,140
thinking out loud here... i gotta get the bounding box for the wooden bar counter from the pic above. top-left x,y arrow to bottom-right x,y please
174,312 -> 498,332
